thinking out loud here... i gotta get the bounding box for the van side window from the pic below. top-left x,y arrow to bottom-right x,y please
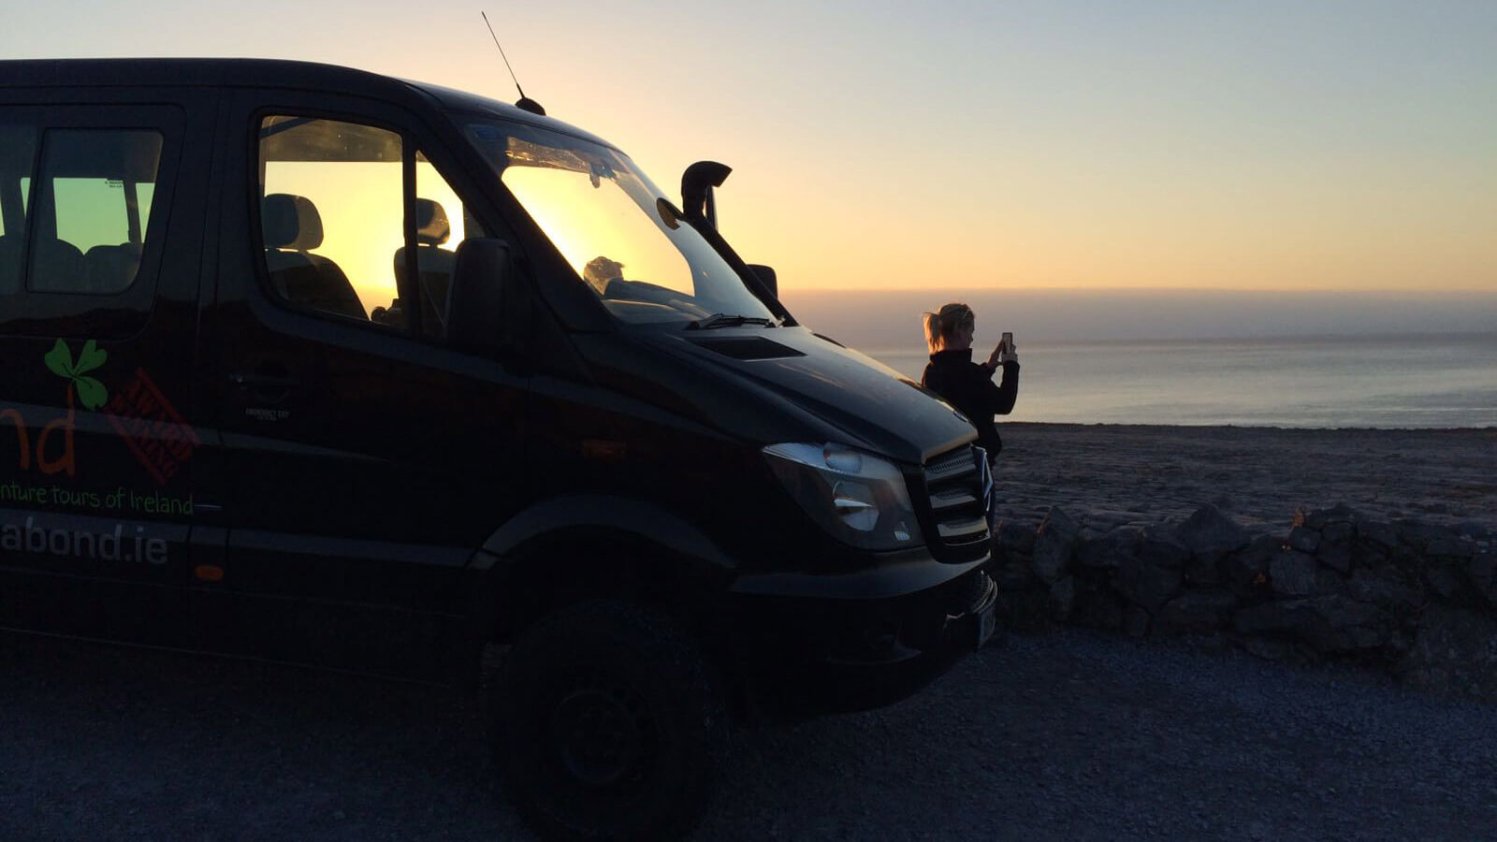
256,116 -> 475,339
0,123 -> 37,297
28,130 -> 163,295
1,126 -> 160,298
0,116 -> 169,339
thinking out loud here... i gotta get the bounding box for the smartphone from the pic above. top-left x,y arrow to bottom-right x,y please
1001,331 -> 1014,350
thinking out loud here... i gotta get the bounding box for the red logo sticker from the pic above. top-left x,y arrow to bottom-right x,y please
104,368 -> 201,486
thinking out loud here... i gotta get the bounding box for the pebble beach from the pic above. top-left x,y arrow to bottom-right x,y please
991,423 -> 1497,532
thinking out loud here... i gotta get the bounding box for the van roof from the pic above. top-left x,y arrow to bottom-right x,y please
0,57 -> 613,149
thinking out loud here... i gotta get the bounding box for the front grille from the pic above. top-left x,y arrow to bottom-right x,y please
920,445 -> 991,559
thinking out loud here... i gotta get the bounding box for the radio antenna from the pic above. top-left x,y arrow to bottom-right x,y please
481,11 -> 545,116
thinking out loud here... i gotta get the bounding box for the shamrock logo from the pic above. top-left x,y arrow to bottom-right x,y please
44,338 -> 109,410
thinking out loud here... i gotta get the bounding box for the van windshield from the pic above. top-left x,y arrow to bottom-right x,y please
464,121 -> 776,328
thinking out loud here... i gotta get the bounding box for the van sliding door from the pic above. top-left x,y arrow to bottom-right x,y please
0,97 -> 215,644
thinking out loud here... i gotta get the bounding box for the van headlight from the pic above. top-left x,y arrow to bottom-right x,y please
763,443 -> 921,551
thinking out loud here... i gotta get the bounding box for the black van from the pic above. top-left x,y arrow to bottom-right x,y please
0,58 -> 997,839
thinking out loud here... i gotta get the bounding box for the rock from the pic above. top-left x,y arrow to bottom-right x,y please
1309,623 -> 1387,654
1454,521 -> 1492,543
1359,520 -> 1400,551
1077,525 -> 1143,570
1299,595 -> 1389,654
1422,562 -> 1468,603
1031,507 -> 1080,583
1156,589 -> 1238,635
1269,550 -> 1319,597
992,519 -> 1035,555
1139,525 -> 1191,570
1222,535 -> 1278,598
1176,504 -> 1251,558
1287,526 -> 1321,554
1118,556 -> 1183,613
1049,576 -> 1075,623
1183,555 -> 1223,587
1397,606 -> 1497,702
1469,552 -> 1497,609
1038,506 -> 1080,541
1314,565 -> 1349,597
1426,532 -> 1476,561
1397,520 -> 1455,552
1234,596 -> 1388,655
1030,541 -> 1071,584
1318,522 -> 1355,573
993,559 -> 1037,592
1304,504 -> 1362,529
1348,565 -> 1424,612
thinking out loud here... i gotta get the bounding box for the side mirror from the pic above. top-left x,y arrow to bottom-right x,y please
447,238 -> 515,357
747,264 -> 777,299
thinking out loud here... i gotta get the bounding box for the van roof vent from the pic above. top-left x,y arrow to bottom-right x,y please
686,336 -> 806,361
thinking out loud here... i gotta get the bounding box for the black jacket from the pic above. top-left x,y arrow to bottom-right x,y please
921,349 -> 1020,457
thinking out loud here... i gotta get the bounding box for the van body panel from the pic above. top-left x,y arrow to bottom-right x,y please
652,326 -> 975,464
1,58 -> 997,714
568,328 -> 976,465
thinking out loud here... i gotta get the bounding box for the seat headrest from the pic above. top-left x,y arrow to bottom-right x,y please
262,193 -> 324,250
415,199 -> 451,246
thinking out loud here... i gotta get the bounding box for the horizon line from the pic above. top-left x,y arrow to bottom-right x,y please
784,286 -> 1497,296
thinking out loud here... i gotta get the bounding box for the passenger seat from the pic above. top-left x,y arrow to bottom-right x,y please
393,198 -> 458,334
83,243 -> 143,294
261,193 -> 365,320
25,238 -> 86,293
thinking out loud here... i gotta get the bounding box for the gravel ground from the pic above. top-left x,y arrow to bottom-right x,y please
4,626 -> 1495,841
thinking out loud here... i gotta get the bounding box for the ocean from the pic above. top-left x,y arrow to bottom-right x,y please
783,291 -> 1497,429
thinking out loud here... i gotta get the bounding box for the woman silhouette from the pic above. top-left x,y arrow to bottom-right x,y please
920,302 -> 1020,463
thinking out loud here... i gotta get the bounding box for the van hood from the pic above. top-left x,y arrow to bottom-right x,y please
631,326 -> 976,465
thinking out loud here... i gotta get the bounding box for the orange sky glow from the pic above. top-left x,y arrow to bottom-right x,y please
7,1 -> 1495,296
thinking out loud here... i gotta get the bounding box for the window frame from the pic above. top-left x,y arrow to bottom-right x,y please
0,104 -> 185,340
249,107 -> 483,342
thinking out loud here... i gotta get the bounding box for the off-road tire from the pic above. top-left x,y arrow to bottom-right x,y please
492,600 -> 727,840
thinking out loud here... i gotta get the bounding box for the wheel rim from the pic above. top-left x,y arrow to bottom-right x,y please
550,672 -> 654,789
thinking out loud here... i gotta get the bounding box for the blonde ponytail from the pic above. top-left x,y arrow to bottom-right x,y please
922,312 -> 943,353
923,303 -> 975,352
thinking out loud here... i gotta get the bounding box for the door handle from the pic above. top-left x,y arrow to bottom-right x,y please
228,372 -> 299,389
228,361 -> 298,403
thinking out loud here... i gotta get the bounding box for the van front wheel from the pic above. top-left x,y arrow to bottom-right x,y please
493,600 -> 726,840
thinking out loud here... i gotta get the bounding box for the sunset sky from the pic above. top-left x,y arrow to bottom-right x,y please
6,0 -> 1495,294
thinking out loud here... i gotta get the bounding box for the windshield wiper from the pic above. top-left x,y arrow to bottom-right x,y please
685,313 -> 780,330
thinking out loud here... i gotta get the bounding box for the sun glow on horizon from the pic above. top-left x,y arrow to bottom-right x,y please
8,2 -> 1495,299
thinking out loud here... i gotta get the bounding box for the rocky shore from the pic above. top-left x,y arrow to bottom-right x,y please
989,423 -> 1497,701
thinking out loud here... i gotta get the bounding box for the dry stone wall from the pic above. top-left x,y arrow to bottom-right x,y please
991,503 -> 1497,701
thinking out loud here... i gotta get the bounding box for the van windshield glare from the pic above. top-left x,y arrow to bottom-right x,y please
464,121 -> 775,328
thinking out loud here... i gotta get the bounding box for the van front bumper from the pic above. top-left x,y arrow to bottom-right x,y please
723,557 -> 997,719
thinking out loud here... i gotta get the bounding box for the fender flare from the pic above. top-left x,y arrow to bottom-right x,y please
468,494 -> 736,575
